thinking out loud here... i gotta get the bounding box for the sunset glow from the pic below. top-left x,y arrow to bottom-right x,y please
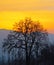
0,0 -> 54,33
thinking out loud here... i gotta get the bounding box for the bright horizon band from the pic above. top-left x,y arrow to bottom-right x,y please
0,0 -> 54,33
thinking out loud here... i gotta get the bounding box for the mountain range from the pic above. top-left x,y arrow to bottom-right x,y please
0,29 -> 54,45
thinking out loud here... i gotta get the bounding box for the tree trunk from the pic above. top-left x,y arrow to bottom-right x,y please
26,45 -> 30,65
36,42 -> 39,65
26,55 -> 30,65
36,52 -> 39,65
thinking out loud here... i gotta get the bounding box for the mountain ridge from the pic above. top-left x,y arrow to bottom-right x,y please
0,29 -> 54,44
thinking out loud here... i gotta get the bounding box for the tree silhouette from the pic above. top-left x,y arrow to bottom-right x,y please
3,18 -> 49,65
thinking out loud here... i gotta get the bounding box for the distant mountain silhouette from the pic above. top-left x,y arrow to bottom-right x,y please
0,29 -> 10,47
48,33 -> 54,44
0,29 -> 54,44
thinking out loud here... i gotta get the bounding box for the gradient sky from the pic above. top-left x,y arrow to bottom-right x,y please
0,0 -> 54,33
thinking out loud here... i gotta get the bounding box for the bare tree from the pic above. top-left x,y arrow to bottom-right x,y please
3,18 -> 48,65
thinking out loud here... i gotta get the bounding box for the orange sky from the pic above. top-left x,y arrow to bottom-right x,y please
0,0 -> 54,33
